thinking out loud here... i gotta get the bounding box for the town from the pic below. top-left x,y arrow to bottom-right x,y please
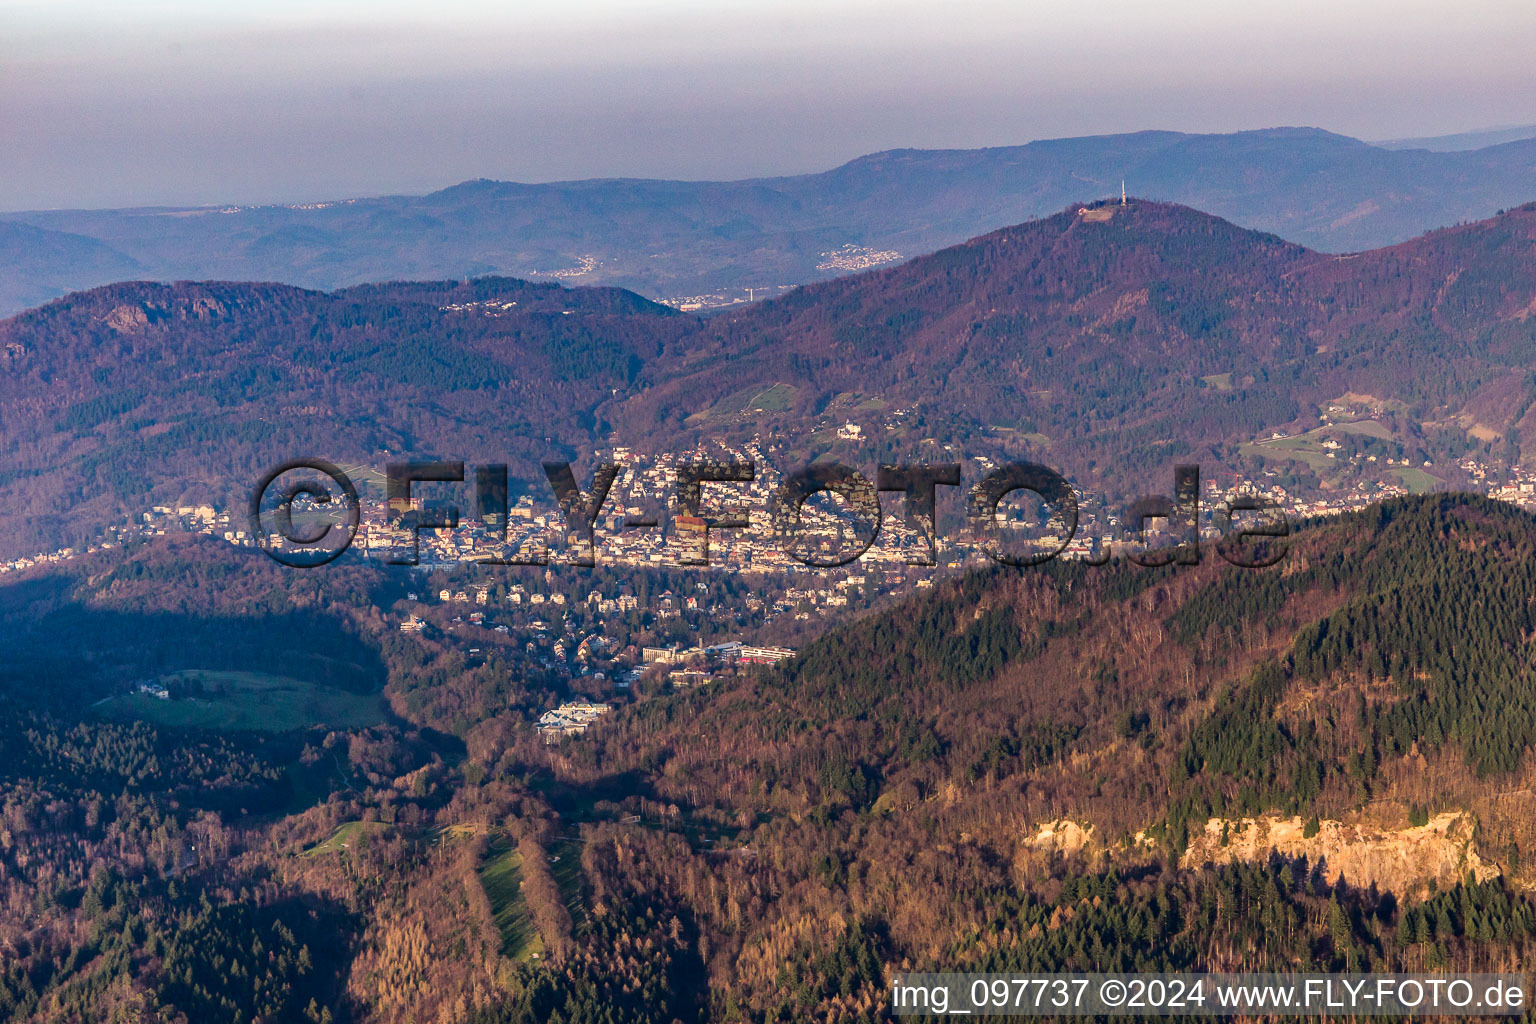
9,421 -> 1534,585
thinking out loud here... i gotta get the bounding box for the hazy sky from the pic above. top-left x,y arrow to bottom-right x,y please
4,0 -> 1536,210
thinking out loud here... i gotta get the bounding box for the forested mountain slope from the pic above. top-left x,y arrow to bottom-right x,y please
621,198 -> 1536,464
14,200 -> 1536,558
503,494 -> 1536,1017
0,277 -> 685,556
5,495 -> 1536,1020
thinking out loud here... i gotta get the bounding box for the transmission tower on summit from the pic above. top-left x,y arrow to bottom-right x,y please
1121,180 -> 1127,205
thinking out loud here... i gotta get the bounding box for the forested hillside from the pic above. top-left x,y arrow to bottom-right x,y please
11,200 -> 1536,557
0,277 -> 684,557
4,495 -> 1536,1020
617,198 -> 1536,491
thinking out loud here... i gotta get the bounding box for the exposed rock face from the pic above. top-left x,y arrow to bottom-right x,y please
1023,819 -> 1096,857
1181,813 -> 1499,893
103,304 -> 148,333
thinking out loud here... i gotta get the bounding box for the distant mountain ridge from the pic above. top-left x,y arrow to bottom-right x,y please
9,198 -> 1536,558
0,220 -> 143,317
1374,123 -> 1536,151
10,126 -> 1536,316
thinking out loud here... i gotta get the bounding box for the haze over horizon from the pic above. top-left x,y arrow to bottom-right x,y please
6,0 -> 1536,211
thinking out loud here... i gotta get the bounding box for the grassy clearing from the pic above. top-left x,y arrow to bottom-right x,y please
1200,373 -> 1233,391
434,822 -> 483,842
547,838 -> 588,927
987,426 -> 1051,446
302,820 -> 389,857
690,381 -> 799,424
1328,419 -> 1394,440
1243,419 -> 1441,494
1328,392 -> 1409,415
1243,420 -> 1396,473
745,383 -> 796,412
1240,440 -> 1335,472
479,847 -> 543,961
98,670 -> 387,733
1393,467 -> 1443,493
333,462 -> 390,498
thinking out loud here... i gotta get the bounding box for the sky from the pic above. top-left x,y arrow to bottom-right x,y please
4,0 -> 1536,211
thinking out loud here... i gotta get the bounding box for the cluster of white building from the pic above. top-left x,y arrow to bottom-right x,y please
639,641 -> 795,666
535,700 -> 611,740
815,243 -> 902,271
656,284 -> 795,312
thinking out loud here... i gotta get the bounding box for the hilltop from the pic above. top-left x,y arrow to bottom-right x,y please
0,277 -> 685,557
617,198 -> 1536,493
